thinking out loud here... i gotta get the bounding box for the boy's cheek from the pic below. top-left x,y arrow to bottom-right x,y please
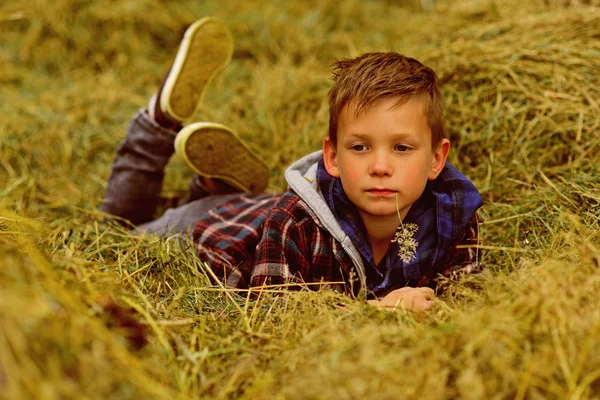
339,165 -> 362,184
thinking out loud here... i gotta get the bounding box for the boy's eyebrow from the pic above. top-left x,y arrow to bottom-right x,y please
345,132 -> 419,141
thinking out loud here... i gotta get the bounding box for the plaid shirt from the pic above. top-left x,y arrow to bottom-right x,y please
193,161 -> 483,297
193,192 -> 359,291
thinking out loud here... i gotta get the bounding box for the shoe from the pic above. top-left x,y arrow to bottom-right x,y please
174,122 -> 269,194
150,17 -> 234,129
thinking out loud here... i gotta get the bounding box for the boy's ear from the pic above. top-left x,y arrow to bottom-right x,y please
322,137 -> 340,178
428,139 -> 450,180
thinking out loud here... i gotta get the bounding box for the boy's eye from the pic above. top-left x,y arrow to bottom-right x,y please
395,145 -> 409,152
351,144 -> 368,151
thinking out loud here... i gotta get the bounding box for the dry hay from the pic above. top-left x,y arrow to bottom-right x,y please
1,0 -> 600,398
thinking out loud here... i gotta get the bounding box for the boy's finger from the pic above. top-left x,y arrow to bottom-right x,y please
416,298 -> 432,311
419,287 -> 435,296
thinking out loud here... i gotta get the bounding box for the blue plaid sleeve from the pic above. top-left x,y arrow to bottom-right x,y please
417,212 -> 483,291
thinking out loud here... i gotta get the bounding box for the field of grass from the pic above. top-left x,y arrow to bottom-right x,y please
1,0 -> 599,398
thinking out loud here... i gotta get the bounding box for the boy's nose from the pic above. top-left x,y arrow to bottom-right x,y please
369,153 -> 393,177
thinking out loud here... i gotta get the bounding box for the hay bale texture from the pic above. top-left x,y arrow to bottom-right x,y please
1,0 -> 599,398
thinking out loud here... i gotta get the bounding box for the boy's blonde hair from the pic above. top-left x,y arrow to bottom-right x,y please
328,52 -> 444,149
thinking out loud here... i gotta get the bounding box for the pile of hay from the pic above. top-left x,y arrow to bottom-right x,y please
1,0 -> 599,398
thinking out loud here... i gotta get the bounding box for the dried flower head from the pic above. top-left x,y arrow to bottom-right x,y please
392,223 -> 419,263
391,193 -> 419,263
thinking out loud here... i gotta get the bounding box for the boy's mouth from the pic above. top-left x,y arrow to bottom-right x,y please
366,188 -> 397,197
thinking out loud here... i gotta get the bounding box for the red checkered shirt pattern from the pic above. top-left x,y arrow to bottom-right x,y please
193,192 -> 481,296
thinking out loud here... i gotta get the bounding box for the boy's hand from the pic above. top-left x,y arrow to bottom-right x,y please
367,287 -> 435,312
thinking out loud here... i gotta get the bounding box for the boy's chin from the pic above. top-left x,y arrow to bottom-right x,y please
358,205 -> 404,219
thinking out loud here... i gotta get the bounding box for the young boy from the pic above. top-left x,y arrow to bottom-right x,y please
101,17 -> 483,312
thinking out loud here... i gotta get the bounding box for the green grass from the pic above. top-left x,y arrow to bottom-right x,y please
1,0 -> 599,398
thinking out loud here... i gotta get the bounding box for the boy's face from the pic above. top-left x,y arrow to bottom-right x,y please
323,97 -> 449,222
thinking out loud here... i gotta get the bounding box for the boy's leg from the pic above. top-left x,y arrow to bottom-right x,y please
100,17 -> 234,225
100,111 -> 177,225
101,17 -> 270,232
133,121 -> 271,234
136,193 -> 241,236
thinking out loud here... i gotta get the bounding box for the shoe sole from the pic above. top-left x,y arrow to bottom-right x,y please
161,17 -> 234,123
174,122 -> 270,194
